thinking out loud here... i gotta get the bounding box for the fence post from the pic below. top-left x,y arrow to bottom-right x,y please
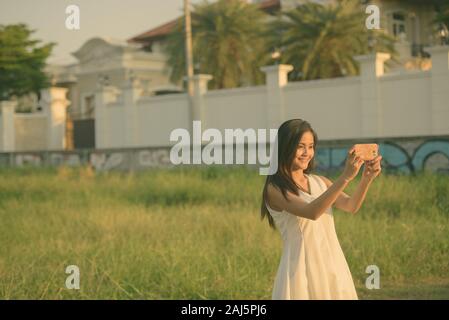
94,85 -> 119,149
260,64 -> 293,129
41,87 -> 70,150
123,78 -> 143,147
0,100 -> 17,152
354,52 -> 390,138
189,74 -> 213,125
427,45 -> 449,135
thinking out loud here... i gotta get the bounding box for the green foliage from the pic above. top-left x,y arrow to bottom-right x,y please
434,0 -> 449,42
164,0 -> 398,87
435,0 -> 449,23
0,24 -> 55,100
163,0 -> 270,89
267,0 -> 397,81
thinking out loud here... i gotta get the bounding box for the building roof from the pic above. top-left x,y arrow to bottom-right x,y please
259,0 -> 281,11
128,0 -> 281,44
128,19 -> 179,44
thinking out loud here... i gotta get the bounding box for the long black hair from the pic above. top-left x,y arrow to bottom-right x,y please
260,119 -> 318,229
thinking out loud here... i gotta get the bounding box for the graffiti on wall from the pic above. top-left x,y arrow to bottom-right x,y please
1,137 -> 448,174
316,139 -> 449,174
138,150 -> 172,167
90,152 -> 125,171
87,149 -> 173,171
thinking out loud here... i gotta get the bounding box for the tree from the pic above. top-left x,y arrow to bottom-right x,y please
267,0 -> 397,81
0,24 -> 55,101
432,0 -> 449,24
163,0 -> 270,89
433,0 -> 449,43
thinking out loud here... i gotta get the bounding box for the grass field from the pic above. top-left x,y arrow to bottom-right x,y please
0,165 -> 448,299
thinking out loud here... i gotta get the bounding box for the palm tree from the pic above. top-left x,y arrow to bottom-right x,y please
433,0 -> 449,23
163,0 -> 270,90
433,1 -> 449,44
267,0 -> 397,81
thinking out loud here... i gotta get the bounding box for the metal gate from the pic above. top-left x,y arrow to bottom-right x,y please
73,119 -> 95,149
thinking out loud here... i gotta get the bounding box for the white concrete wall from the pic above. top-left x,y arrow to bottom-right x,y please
14,114 -> 47,151
0,101 -> 16,151
94,82 -> 190,149
1,46 -> 448,153
137,95 -> 190,147
106,105 -> 126,147
283,77 -> 362,140
88,46 -> 449,149
0,87 -> 69,152
380,71 -> 432,138
204,86 -> 266,130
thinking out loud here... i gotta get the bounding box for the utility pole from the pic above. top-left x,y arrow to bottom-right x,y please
184,0 -> 194,98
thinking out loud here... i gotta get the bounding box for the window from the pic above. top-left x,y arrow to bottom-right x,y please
392,12 -> 406,38
84,95 -> 95,119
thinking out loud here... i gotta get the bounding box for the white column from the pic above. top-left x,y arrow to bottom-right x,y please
354,53 -> 390,138
94,85 -> 120,149
0,100 -> 16,152
393,33 -> 411,71
427,45 -> 449,135
122,78 -> 143,147
260,64 -> 293,129
41,87 -> 70,150
187,74 -> 213,126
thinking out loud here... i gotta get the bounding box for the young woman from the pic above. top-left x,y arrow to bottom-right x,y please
261,119 -> 382,300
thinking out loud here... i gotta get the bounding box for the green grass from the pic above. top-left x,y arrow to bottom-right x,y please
0,165 -> 448,299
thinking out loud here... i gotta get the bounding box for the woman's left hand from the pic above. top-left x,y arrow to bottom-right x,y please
362,155 -> 382,181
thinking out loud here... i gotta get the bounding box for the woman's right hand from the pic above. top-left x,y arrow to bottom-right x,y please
341,145 -> 364,182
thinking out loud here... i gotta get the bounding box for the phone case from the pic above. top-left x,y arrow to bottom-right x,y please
354,144 -> 378,161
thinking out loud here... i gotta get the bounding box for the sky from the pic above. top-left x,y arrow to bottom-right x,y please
0,0 -> 204,65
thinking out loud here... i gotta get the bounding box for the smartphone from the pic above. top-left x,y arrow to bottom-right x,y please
353,144 -> 378,161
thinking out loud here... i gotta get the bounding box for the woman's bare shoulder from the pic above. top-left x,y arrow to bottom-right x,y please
266,182 -> 305,211
266,183 -> 285,212
266,181 -> 312,219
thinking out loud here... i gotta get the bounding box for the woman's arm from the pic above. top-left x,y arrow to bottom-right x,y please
348,155 -> 382,214
350,155 -> 383,214
267,175 -> 352,221
349,177 -> 373,214
319,175 -> 374,215
317,154 -> 382,215
266,146 -> 364,220
319,175 -> 353,213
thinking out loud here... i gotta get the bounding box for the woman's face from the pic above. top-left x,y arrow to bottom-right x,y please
292,131 -> 315,171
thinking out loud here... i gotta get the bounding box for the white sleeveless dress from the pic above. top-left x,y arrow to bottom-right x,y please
266,174 -> 358,300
